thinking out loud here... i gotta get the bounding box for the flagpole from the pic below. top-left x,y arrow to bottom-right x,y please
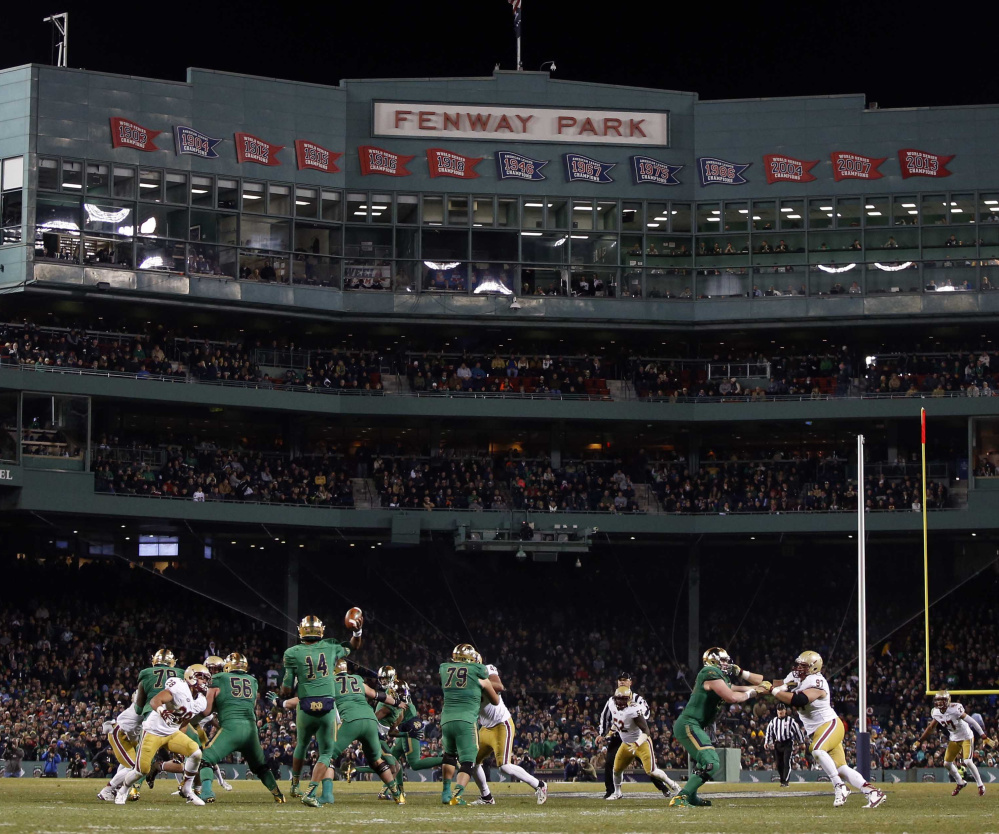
517,35 -> 522,71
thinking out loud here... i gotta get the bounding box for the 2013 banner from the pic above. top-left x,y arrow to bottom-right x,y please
110,117 -> 161,152
698,157 -> 750,186
358,145 -> 415,177
426,148 -> 483,179
898,149 -> 954,179
496,151 -> 548,181
831,152 -> 886,181
174,126 -> 222,159
295,139 -> 341,173
564,153 -> 615,183
763,154 -> 818,184
631,155 -> 682,186
234,132 -> 283,166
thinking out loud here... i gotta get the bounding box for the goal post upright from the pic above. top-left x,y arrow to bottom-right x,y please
922,407 -> 931,696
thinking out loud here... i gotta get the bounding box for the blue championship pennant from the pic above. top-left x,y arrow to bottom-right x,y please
174,125 -> 223,159
631,155 -> 683,186
698,157 -> 751,186
564,153 -> 615,184
496,151 -> 548,181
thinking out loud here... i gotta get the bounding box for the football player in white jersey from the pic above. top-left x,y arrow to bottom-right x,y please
917,690 -> 986,796
607,686 -> 680,801
772,651 -> 886,809
98,690 -> 145,802
107,664 -> 212,806
468,663 -> 548,805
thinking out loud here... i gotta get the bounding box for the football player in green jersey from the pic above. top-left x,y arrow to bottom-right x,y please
278,614 -> 362,807
198,652 -> 286,804
669,647 -> 770,808
439,643 -> 500,806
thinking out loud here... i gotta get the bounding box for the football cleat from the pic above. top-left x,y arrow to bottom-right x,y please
377,788 -> 392,800
97,785 -> 116,801
180,785 -> 205,806
833,784 -> 851,807
687,795 -> 712,806
448,796 -> 468,806
668,794 -> 690,808
953,782 -> 967,796
273,793 -> 287,803
202,793 -> 216,804
301,794 -> 320,808
127,786 -> 140,802
290,776 -> 302,798
536,780 -> 548,805
980,785 -> 986,797
394,792 -> 406,805
344,762 -> 356,784
863,789 -> 887,809
114,784 -> 131,805
471,796 -> 496,805
605,790 -> 623,800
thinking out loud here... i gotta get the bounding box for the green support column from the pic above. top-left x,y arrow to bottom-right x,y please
286,548 -> 299,638
687,545 -> 700,671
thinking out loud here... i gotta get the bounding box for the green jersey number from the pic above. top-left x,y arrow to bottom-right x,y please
228,678 -> 253,699
153,669 -> 178,688
304,653 -> 329,680
445,666 -> 469,688
336,675 -> 363,696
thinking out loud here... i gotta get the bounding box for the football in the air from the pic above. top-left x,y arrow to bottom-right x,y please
345,607 -> 363,628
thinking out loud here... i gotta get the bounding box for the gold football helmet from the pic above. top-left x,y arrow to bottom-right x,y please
333,658 -> 348,675
377,665 -> 397,688
152,648 -> 177,667
934,690 -> 951,710
702,647 -> 732,673
184,663 -> 212,695
224,652 -> 248,673
205,655 -> 225,675
613,686 -> 634,709
793,650 -> 823,678
298,615 -> 325,640
452,643 -> 481,663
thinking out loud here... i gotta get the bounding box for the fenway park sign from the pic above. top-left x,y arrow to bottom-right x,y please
373,102 -> 668,146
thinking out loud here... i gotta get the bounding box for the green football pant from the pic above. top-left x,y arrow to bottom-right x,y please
354,752 -> 397,773
441,720 -> 478,762
400,736 -> 442,770
331,719 -> 383,763
201,722 -> 267,770
674,718 -> 719,796
294,707 -> 336,766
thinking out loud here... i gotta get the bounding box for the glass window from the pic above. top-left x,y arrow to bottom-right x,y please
269,184 -> 291,216
191,176 -> 214,209
422,196 -> 444,225
83,235 -> 132,268
2,190 -> 22,241
472,196 -> 495,227
38,158 -> 59,191
572,199 -> 594,231
546,199 -> 569,230
137,239 -> 185,272
136,203 -> 188,240
472,230 -> 518,261
35,197 -> 81,262
217,178 -> 238,210
779,199 -> 804,230
752,200 -> 775,232
238,251 -> 287,283
421,228 -> 466,260
837,197 -> 861,229
242,181 -> 265,214
348,193 -> 368,221
497,197 -> 518,228
622,202 -> 643,231
865,196 -> 889,227
189,210 -> 238,245
85,163 -> 109,196
295,221 -> 341,256
597,201 -> 618,231
112,166 -> 135,199
138,169 -> 163,202
83,200 -> 135,236
671,203 -> 691,233
294,187 -> 317,218
165,172 -> 188,205
809,198 -> 834,230
950,193 -> 975,224
343,260 -> 391,291
521,267 -> 567,297
370,194 -> 392,225
321,190 -> 342,222
922,194 -> 947,225
397,194 -> 419,224
186,243 -> 236,279
61,160 -> 83,192
979,193 -> 999,224
724,201 -> 749,232
240,215 -> 290,250
292,252 -> 338,287
894,195 -> 919,226
395,227 -> 417,259
522,199 -> 544,229
422,261 -> 467,292
344,226 -> 392,258
646,202 -> 668,232
470,263 -> 514,295
520,231 -> 569,263
447,196 -> 469,226
573,234 -> 618,265
696,202 -> 721,233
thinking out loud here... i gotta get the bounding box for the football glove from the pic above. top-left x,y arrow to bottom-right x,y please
729,663 -> 743,680
265,692 -> 280,707
758,680 -> 773,693
400,718 -> 425,740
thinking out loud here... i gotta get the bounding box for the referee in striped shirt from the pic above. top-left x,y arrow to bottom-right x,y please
764,704 -> 806,786
598,672 -> 650,798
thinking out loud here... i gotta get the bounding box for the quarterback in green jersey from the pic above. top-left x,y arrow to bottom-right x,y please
438,643 -> 499,806
199,652 -> 285,804
670,647 -> 770,808
278,614 -> 362,807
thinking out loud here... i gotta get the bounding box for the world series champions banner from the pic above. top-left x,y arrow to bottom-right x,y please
109,117 -> 161,152
496,151 -> 548,181
763,154 -> 818,184
426,148 -> 483,179
631,155 -> 682,186
295,139 -> 341,173
831,152 -> 886,181
234,132 -> 283,166
358,145 -> 415,177
898,149 -> 954,179
698,157 -> 750,186
563,153 -> 615,183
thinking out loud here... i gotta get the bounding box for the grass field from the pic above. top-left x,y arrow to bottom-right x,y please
0,778 -> 995,834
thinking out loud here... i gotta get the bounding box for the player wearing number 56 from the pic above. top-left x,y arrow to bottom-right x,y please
278,615 -> 358,807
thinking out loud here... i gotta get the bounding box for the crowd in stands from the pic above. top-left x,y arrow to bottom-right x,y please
865,350 -> 999,397
0,559 -> 996,781
406,353 -> 610,398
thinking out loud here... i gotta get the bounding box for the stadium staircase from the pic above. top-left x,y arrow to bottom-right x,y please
606,379 -> 628,400
352,478 -> 378,508
633,482 -> 662,514
379,370 -> 404,394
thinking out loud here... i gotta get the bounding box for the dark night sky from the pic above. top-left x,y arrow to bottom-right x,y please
3,2 -> 996,110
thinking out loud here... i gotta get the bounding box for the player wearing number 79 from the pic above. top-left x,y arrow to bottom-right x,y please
280,614 -> 363,806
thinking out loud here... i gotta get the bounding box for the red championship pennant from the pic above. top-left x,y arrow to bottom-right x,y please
294,139 -> 342,173
109,117 -> 162,152
234,132 -> 284,166
763,154 -> 818,184
358,145 -> 414,177
898,149 -> 954,179
426,148 -> 484,179
831,152 -> 886,182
